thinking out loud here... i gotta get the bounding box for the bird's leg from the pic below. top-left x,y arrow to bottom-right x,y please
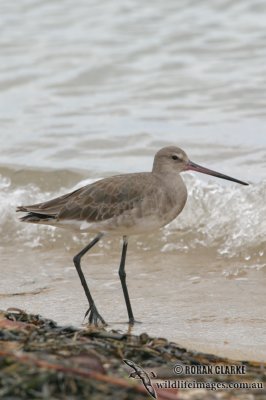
118,236 -> 136,325
73,233 -> 106,326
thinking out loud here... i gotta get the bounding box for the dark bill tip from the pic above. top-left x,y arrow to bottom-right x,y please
186,160 -> 249,186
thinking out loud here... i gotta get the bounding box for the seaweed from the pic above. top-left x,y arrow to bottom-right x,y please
0,309 -> 265,399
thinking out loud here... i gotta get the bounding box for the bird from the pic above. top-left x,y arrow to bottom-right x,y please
16,146 -> 248,326
123,358 -> 157,399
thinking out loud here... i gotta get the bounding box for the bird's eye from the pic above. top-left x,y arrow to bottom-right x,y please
172,155 -> 179,161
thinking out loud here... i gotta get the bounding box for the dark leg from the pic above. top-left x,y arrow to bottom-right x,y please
119,236 -> 135,325
73,233 -> 106,326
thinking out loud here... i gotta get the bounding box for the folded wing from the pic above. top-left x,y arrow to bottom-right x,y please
17,173 -> 159,223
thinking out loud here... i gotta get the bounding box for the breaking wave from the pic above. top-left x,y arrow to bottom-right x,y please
0,171 -> 265,260
163,175 -> 266,259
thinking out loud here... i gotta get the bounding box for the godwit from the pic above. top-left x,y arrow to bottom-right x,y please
17,146 -> 248,325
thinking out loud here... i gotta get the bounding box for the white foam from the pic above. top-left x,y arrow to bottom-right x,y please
1,174 -> 265,258
163,174 -> 266,258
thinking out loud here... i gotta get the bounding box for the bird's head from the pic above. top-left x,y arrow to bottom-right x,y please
152,146 -> 248,185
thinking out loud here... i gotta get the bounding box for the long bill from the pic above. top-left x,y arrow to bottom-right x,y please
186,160 -> 249,186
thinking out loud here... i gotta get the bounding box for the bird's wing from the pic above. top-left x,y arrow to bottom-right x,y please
18,173 -> 160,222
123,358 -> 139,373
143,382 -> 157,399
142,374 -> 152,386
16,188 -> 81,216
144,382 -> 157,399
139,372 -> 157,399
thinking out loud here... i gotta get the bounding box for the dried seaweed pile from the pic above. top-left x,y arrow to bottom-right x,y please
0,309 -> 265,400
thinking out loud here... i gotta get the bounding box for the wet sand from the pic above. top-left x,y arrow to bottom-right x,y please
1,238 -> 265,363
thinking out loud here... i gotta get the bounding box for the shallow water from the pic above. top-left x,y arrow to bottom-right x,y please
1,0 -> 266,362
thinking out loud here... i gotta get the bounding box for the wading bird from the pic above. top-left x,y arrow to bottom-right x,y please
17,146 -> 248,325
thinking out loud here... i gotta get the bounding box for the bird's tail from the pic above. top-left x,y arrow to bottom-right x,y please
16,206 -> 55,223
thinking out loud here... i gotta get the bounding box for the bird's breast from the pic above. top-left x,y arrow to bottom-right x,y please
112,174 -> 188,234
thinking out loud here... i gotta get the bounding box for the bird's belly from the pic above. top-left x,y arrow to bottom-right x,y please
105,214 -> 168,236
55,208 -> 179,236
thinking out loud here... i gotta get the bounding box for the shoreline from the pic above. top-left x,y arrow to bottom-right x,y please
0,309 -> 265,399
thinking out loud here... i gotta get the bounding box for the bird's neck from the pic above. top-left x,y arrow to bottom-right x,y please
152,168 -> 182,181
